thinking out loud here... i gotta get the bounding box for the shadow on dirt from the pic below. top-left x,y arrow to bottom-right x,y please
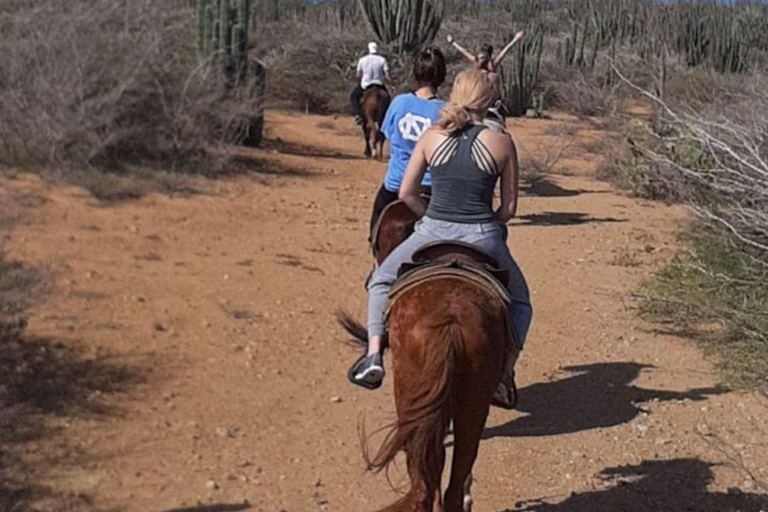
512,211 -> 626,227
262,137 -> 361,161
482,363 -> 726,440
228,153 -> 314,178
159,504 -> 252,512
521,177 -> 613,198
0,253 -> 143,511
505,458 -> 768,512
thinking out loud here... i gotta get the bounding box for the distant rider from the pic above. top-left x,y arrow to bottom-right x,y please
369,46 -> 447,235
351,42 -> 391,126
446,32 -> 524,131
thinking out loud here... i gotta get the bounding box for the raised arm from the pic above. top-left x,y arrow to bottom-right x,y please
493,31 -> 524,69
446,34 -> 477,65
398,132 -> 432,216
494,136 -> 520,223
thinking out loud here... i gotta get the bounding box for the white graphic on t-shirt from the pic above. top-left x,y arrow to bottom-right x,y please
398,113 -> 432,142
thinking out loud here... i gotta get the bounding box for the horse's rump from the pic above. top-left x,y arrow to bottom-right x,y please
386,246 -> 517,357
361,86 -> 390,126
360,86 -> 390,159
370,200 -> 421,264
369,194 -> 430,265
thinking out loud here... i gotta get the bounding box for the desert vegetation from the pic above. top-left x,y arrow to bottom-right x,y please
1,0 -> 766,386
0,0 -> 265,182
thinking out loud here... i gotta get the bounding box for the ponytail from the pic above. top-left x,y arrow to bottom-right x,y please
437,69 -> 496,133
437,103 -> 471,132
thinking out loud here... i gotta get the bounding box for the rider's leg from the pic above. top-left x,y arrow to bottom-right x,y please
355,218 -> 441,383
465,222 -> 532,407
350,85 -> 364,117
473,225 -> 532,347
366,218 -> 438,340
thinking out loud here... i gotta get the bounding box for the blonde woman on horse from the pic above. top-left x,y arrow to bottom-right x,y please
353,68 -> 532,408
446,31 -> 524,132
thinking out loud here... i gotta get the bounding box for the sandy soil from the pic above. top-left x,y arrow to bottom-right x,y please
2,111 -> 767,512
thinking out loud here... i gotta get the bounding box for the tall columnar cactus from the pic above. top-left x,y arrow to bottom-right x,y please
197,0 -> 265,146
356,0 -> 444,54
197,0 -> 252,83
501,23 -> 544,118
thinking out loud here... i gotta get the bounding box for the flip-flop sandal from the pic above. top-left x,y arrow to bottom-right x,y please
347,354 -> 383,390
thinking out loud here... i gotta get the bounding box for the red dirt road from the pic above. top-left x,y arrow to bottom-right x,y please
2,111 -> 767,512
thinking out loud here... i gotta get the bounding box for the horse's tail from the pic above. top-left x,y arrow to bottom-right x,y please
365,314 -> 463,492
376,91 -> 390,128
336,309 -> 367,347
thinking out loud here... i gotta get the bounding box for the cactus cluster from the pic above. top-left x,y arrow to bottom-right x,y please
501,21 -> 544,118
675,3 -> 751,74
196,0 -> 264,146
556,18 -> 598,69
357,0 -> 444,54
197,0 -> 252,83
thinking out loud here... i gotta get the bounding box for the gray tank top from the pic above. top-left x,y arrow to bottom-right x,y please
425,124 -> 501,224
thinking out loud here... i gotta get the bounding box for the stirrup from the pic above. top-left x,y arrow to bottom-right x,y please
491,371 -> 518,410
347,353 -> 383,390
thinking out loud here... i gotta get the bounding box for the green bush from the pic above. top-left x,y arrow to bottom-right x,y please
641,231 -> 768,390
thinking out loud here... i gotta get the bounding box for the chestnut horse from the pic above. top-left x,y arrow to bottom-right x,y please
339,259 -> 508,511
361,86 -> 390,160
340,280 -> 505,511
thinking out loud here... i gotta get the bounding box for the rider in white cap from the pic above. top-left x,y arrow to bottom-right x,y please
351,42 -> 391,125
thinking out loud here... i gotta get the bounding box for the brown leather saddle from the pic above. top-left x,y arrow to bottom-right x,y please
386,241 -> 513,324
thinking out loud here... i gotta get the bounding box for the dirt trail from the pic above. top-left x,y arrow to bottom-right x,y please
3,111 -> 767,512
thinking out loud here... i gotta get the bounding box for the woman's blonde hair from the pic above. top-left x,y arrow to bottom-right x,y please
437,68 -> 498,132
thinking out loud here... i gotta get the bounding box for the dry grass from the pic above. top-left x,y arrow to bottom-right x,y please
0,0 -> 261,186
639,231 -> 768,391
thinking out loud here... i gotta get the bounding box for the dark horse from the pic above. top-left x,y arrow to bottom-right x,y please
361,86 -> 390,160
341,214 -> 513,511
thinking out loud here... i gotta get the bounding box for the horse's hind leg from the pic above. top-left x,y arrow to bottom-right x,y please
443,393 -> 491,512
363,125 -> 372,158
370,128 -> 380,160
375,132 -> 385,161
443,345 -> 499,512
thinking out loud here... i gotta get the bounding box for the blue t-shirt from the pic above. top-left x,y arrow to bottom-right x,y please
382,93 -> 445,193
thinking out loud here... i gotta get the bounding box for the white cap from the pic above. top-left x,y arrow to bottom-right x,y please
368,41 -> 378,54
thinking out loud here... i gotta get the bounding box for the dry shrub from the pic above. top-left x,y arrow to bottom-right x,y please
0,0 -> 253,176
258,21 -> 383,113
614,69 -> 768,389
522,136 -> 575,175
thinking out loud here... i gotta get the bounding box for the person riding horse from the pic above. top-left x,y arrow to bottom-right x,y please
353,69 -> 533,409
351,42 -> 391,126
446,31 -> 524,132
369,46 -> 447,237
